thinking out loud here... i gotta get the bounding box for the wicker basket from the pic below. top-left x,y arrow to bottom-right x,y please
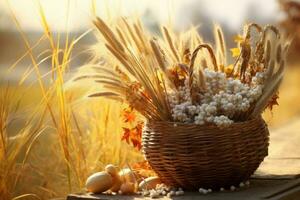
142,116 -> 269,190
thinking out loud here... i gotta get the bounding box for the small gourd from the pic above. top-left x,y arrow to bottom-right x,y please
105,164 -> 118,176
120,182 -> 135,194
119,168 -> 138,183
85,172 -> 113,194
105,164 -> 122,192
138,176 -> 161,190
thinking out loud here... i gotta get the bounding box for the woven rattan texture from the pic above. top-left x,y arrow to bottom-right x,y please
142,117 -> 269,190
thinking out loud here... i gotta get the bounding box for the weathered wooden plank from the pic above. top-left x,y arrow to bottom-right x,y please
262,178 -> 300,199
67,179 -> 300,200
255,117 -> 300,177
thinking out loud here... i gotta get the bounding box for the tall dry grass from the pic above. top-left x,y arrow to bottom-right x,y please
0,85 -> 45,200
0,2 -> 142,200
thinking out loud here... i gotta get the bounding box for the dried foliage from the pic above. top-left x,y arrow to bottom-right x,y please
75,18 -> 289,123
121,107 -> 143,150
131,161 -> 156,178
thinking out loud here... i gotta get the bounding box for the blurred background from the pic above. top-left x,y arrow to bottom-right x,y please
1,0 -> 300,199
0,0 -> 286,83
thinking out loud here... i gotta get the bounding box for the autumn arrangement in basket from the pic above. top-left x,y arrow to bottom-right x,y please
76,18 -> 288,146
76,17 -> 289,191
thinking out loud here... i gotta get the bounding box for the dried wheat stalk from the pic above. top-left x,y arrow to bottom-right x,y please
73,17 -> 288,124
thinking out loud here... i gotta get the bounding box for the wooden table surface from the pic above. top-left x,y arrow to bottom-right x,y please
67,178 -> 300,200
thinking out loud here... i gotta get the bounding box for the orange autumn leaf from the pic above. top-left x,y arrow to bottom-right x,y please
121,127 -> 141,149
121,121 -> 144,150
131,121 -> 143,150
132,160 -> 157,178
122,107 -> 136,123
132,160 -> 153,170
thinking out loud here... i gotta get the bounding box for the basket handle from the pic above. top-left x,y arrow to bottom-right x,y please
189,44 -> 218,103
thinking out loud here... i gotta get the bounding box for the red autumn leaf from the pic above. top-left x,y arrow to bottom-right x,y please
131,137 -> 141,150
121,127 -> 131,144
267,92 -> 279,111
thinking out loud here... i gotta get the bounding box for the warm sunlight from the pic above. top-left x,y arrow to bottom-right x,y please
0,0 -> 279,31
1,0 -> 300,200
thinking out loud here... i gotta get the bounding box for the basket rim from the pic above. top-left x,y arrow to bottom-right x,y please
147,115 -> 264,129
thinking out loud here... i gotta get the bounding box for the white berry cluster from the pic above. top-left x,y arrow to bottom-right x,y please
251,71 -> 266,85
139,180 -> 250,198
140,184 -> 184,199
198,180 -> 250,195
170,69 -> 265,127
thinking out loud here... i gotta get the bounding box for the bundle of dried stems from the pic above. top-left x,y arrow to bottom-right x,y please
75,17 -> 290,125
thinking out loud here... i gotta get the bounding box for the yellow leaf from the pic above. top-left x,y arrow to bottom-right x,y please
234,34 -> 244,43
225,64 -> 234,75
230,48 -> 241,57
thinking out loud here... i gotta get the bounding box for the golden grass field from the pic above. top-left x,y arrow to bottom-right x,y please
1,85 -> 143,200
1,3 -> 300,200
